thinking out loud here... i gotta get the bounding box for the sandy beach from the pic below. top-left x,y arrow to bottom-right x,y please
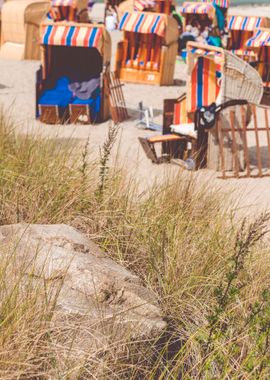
0,3 -> 270,215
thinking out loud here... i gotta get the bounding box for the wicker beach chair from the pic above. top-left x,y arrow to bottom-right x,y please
139,42 -> 263,170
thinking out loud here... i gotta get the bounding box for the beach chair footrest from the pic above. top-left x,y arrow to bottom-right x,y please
38,105 -> 69,124
69,104 -> 92,124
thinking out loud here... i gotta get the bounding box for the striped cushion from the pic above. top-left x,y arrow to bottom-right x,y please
188,57 -> 221,112
173,97 -> 192,124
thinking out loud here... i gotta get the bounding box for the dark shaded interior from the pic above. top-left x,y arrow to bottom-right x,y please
46,46 -> 103,88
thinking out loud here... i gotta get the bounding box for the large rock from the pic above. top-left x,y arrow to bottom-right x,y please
0,224 -> 166,355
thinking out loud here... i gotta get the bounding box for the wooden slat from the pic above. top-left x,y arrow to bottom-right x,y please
229,110 -> 239,178
221,128 -> 270,132
105,71 -> 129,124
264,108 -> 270,168
240,105 -> 250,177
148,134 -> 183,143
217,117 -> 226,179
252,104 -> 263,177
217,103 -> 270,179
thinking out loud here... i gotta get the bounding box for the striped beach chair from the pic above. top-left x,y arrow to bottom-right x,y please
139,42 -> 264,170
228,15 -> 270,62
36,22 -> 111,124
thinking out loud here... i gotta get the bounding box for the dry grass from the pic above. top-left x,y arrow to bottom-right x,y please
0,114 -> 269,379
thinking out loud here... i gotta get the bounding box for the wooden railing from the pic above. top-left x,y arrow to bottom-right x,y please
217,103 -> 270,178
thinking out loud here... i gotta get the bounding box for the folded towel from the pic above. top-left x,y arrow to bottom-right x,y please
69,78 -> 100,100
170,123 -> 197,139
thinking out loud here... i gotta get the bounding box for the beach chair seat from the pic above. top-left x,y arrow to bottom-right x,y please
38,77 -> 73,124
138,134 -> 195,164
69,90 -> 101,124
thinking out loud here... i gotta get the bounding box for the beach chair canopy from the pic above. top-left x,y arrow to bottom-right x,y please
181,2 -> 215,19
201,0 -> 229,8
134,0 -> 155,11
186,42 -> 263,112
118,12 -> 178,44
246,29 -> 270,48
228,15 -> 269,31
41,22 -> 111,61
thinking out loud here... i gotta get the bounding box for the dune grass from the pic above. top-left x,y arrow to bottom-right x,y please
0,114 -> 269,379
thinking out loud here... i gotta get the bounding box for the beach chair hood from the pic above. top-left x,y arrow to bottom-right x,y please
245,28 -> 270,48
118,11 -> 178,45
181,2 -> 215,18
41,22 -> 111,64
228,15 -> 270,32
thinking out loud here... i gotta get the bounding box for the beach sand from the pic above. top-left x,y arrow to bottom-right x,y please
0,4 -> 270,215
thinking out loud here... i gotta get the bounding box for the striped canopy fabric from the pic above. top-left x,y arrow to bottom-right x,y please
181,2 -> 215,18
41,24 -> 103,48
228,16 -> 263,31
174,98 -> 192,124
246,29 -> 270,48
201,0 -> 229,8
134,0 -> 155,11
188,56 -> 221,112
118,12 -> 166,37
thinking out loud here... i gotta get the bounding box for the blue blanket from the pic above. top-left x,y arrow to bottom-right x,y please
39,77 -> 73,107
39,77 -> 101,117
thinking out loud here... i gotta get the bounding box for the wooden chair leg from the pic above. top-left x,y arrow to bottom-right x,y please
138,137 -> 159,163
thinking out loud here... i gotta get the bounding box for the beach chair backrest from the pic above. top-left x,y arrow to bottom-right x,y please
258,46 -> 270,83
188,55 -> 221,113
229,30 -> 252,50
173,97 -> 191,124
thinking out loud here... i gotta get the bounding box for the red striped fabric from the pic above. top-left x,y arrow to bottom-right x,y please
119,12 -> 166,37
173,98 -> 192,124
42,24 -> 103,48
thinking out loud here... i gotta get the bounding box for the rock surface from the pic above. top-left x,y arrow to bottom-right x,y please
0,224 -> 166,354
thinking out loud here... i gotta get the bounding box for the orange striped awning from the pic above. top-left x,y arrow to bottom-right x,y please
41,24 -> 103,48
246,29 -> 270,48
118,12 -> 166,37
228,16 -> 264,31
181,2 -> 215,19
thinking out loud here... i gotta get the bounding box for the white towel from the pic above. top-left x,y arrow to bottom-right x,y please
170,123 -> 197,139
